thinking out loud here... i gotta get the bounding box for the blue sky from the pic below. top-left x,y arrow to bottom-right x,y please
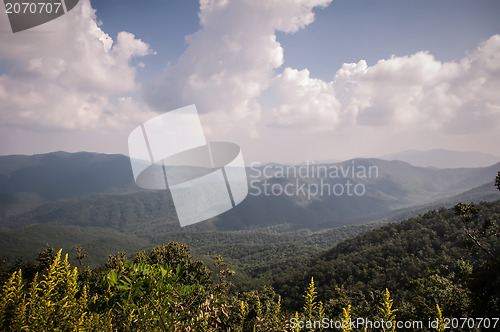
279,0 -> 500,78
91,0 -> 500,81
0,0 -> 499,162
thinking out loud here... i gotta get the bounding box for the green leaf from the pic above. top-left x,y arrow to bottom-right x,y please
107,271 -> 118,285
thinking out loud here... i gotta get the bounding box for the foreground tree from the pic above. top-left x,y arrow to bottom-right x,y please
452,171 -> 500,317
495,170 -> 500,192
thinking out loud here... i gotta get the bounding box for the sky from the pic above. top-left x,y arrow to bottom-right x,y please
0,0 -> 499,163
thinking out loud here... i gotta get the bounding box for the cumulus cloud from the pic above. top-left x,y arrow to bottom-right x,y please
345,35 -> 500,133
268,67 -> 341,131
144,0 -> 499,148
144,0 -> 332,137
0,0 -> 154,132
1,0 -> 498,160
269,34 -> 500,135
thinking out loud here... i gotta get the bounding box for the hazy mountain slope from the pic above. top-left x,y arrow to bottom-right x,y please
0,151 -> 137,200
443,180 -> 500,203
224,159 -> 499,229
0,188 -> 383,232
375,181 -> 500,225
0,192 -> 48,218
0,152 -> 497,232
0,191 -> 179,230
356,158 -> 498,200
0,224 -> 151,267
1,153 -> 498,231
380,149 -> 500,168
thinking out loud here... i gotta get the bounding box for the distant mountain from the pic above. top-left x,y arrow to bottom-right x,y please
380,149 -> 500,168
212,159 -> 499,230
1,151 -> 498,232
0,151 -> 499,287
0,151 -> 138,200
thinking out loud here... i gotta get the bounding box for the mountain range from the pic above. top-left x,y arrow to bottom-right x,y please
1,151 -> 499,230
0,150 -> 499,267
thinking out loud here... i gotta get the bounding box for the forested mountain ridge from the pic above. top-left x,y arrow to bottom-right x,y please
273,199 -> 500,320
0,180 -> 498,276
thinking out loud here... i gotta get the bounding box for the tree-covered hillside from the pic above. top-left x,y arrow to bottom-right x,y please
1,198 -> 499,331
274,200 -> 500,321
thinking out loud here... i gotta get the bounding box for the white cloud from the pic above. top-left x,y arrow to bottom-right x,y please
140,0 -> 499,162
269,35 -> 500,135
344,35 -> 500,133
0,0 -> 154,132
1,0 -> 498,161
144,0 -> 332,138
268,67 -> 341,131
145,0 -> 499,144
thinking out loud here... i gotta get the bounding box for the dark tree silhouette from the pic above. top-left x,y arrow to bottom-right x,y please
495,170 -> 500,192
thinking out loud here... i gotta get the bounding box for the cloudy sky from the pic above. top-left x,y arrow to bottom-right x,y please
0,0 -> 499,163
